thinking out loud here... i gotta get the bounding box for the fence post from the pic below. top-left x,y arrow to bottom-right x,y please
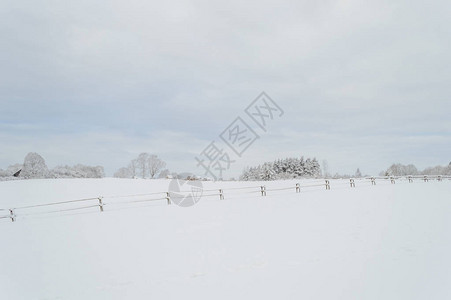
390,176 -> 396,184
98,197 -> 104,212
371,177 -> 376,186
260,186 -> 266,196
350,178 -> 355,188
325,180 -> 330,190
9,209 -> 15,222
296,183 -> 301,193
166,192 -> 171,205
219,189 -> 224,200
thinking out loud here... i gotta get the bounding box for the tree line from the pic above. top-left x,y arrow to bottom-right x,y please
240,157 -> 321,181
0,152 -> 104,180
326,162 -> 451,179
381,162 -> 451,176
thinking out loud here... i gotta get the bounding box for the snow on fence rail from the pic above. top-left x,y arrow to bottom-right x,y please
1,175 -> 450,222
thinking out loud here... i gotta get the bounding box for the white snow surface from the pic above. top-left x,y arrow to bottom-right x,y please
1,178 -> 451,299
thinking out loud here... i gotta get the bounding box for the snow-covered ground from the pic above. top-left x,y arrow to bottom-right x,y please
1,178 -> 450,299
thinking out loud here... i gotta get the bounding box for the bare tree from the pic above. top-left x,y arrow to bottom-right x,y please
147,154 -> 166,178
128,159 -> 138,178
114,153 -> 168,179
136,153 -> 149,178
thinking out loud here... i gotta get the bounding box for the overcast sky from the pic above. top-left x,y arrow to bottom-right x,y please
1,0 -> 450,178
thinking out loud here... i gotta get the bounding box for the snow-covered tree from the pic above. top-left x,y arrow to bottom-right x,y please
114,153 -> 168,179
240,166 -> 261,181
0,168 -> 8,177
50,165 -> 74,178
240,156 -> 321,180
240,167 -> 251,181
285,158 -> 294,174
71,164 -> 104,178
422,165 -> 451,175
128,159 -> 138,178
147,154 -> 166,178
0,165 -> 22,181
311,158 -> 321,177
51,164 -> 104,178
385,163 -> 419,176
273,159 -> 282,175
304,158 -> 313,177
405,164 -> 419,175
136,153 -> 149,178
294,157 -> 305,177
22,152 -> 48,179
260,162 -> 275,181
158,169 -> 171,179
114,167 -> 132,178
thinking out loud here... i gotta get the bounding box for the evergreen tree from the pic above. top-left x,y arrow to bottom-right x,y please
312,158 -> 321,177
304,158 -> 313,177
260,162 -> 275,181
240,156 -> 321,180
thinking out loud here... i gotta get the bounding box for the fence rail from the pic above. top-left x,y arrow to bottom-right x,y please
1,175 -> 450,222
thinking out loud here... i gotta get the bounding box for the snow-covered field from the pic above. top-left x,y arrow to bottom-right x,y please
1,178 -> 450,299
